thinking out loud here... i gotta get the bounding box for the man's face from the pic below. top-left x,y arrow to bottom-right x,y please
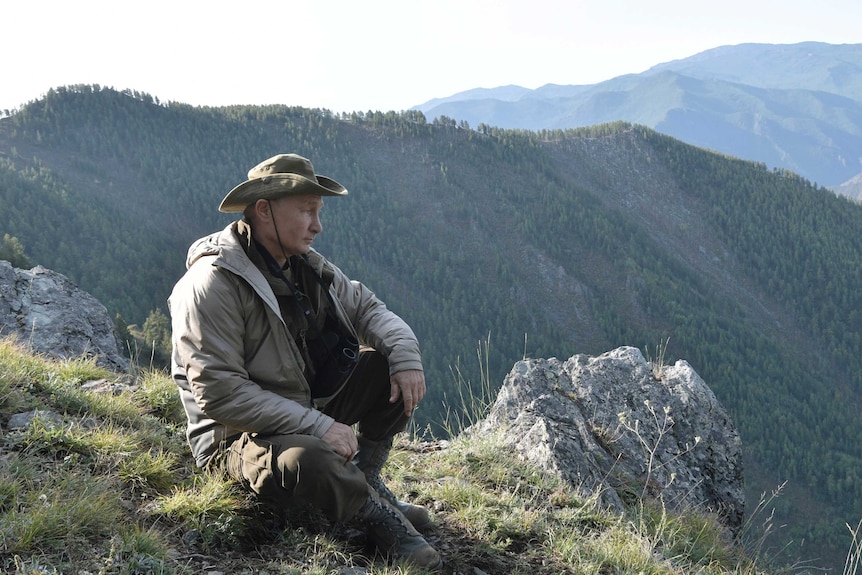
268,194 -> 324,258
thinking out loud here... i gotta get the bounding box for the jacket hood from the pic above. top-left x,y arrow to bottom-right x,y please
185,232 -> 223,270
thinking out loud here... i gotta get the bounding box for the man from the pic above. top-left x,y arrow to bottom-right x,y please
168,153 -> 441,570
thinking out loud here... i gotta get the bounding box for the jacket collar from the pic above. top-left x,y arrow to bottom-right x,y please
206,222 -> 285,324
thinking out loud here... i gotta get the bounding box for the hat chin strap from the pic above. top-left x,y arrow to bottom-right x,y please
267,200 -> 291,267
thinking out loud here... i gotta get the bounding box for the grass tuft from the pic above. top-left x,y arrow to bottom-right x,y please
151,471 -> 258,550
1,471 -> 122,557
135,368 -> 185,423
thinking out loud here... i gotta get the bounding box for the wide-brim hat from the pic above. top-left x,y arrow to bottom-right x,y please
219,153 -> 347,212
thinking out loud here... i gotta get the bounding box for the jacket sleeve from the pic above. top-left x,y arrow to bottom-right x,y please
327,262 -> 424,376
171,261 -> 335,438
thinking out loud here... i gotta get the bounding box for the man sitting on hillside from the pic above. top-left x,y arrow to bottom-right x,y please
168,153 -> 441,570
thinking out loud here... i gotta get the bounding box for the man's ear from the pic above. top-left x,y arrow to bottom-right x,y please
252,199 -> 273,222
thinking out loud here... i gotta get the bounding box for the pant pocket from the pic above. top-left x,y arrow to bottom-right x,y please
227,435 -> 277,499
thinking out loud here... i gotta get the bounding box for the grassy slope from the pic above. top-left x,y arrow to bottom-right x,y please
0,337 -> 787,575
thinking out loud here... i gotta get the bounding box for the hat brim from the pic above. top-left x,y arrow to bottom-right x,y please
219,173 -> 347,213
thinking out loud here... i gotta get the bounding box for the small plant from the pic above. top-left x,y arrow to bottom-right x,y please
617,400 -> 701,500
100,527 -> 172,575
12,555 -> 61,575
644,337 -> 671,380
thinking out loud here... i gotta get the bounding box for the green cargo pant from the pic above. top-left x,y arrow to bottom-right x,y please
209,349 -> 410,523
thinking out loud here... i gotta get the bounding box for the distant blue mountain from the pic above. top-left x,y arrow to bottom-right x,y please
415,42 -> 862,189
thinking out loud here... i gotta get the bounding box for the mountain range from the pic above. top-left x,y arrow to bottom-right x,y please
416,42 -> 862,194
1,81 -> 861,569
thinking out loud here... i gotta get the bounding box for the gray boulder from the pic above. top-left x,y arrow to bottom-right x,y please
0,261 -> 128,372
464,346 -> 744,533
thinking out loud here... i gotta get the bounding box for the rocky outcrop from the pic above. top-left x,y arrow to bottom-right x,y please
464,346 -> 744,534
0,261 -> 128,372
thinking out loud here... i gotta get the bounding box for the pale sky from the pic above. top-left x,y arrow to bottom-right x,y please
2,0 -> 860,114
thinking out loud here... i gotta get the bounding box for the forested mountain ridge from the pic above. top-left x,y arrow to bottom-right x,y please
1,85 -> 862,569
416,42 -> 862,192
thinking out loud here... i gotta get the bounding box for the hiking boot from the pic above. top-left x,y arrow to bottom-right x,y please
353,488 -> 442,570
381,487 -> 432,532
355,435 -> 433,531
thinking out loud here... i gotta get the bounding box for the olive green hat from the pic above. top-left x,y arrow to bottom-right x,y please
218,153 -> 347,212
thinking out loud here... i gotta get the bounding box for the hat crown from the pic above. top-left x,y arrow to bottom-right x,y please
249,153 -> 317,183
218,152 -> 346,213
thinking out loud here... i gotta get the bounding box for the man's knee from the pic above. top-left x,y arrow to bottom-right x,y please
273,434 -> 369,521
225,432 -> 368,521
274,434 -> 344,482
224,434 -> 328,493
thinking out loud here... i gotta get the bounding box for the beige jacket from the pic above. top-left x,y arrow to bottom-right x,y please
169,221 -> 423,466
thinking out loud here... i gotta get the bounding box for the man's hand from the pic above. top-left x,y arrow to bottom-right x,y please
390,369 -> 426,416
321,421 -> 358,461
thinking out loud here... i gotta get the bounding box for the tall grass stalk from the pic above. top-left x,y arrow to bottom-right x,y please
439,333 -> 496,437
845,519 -> 862,575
